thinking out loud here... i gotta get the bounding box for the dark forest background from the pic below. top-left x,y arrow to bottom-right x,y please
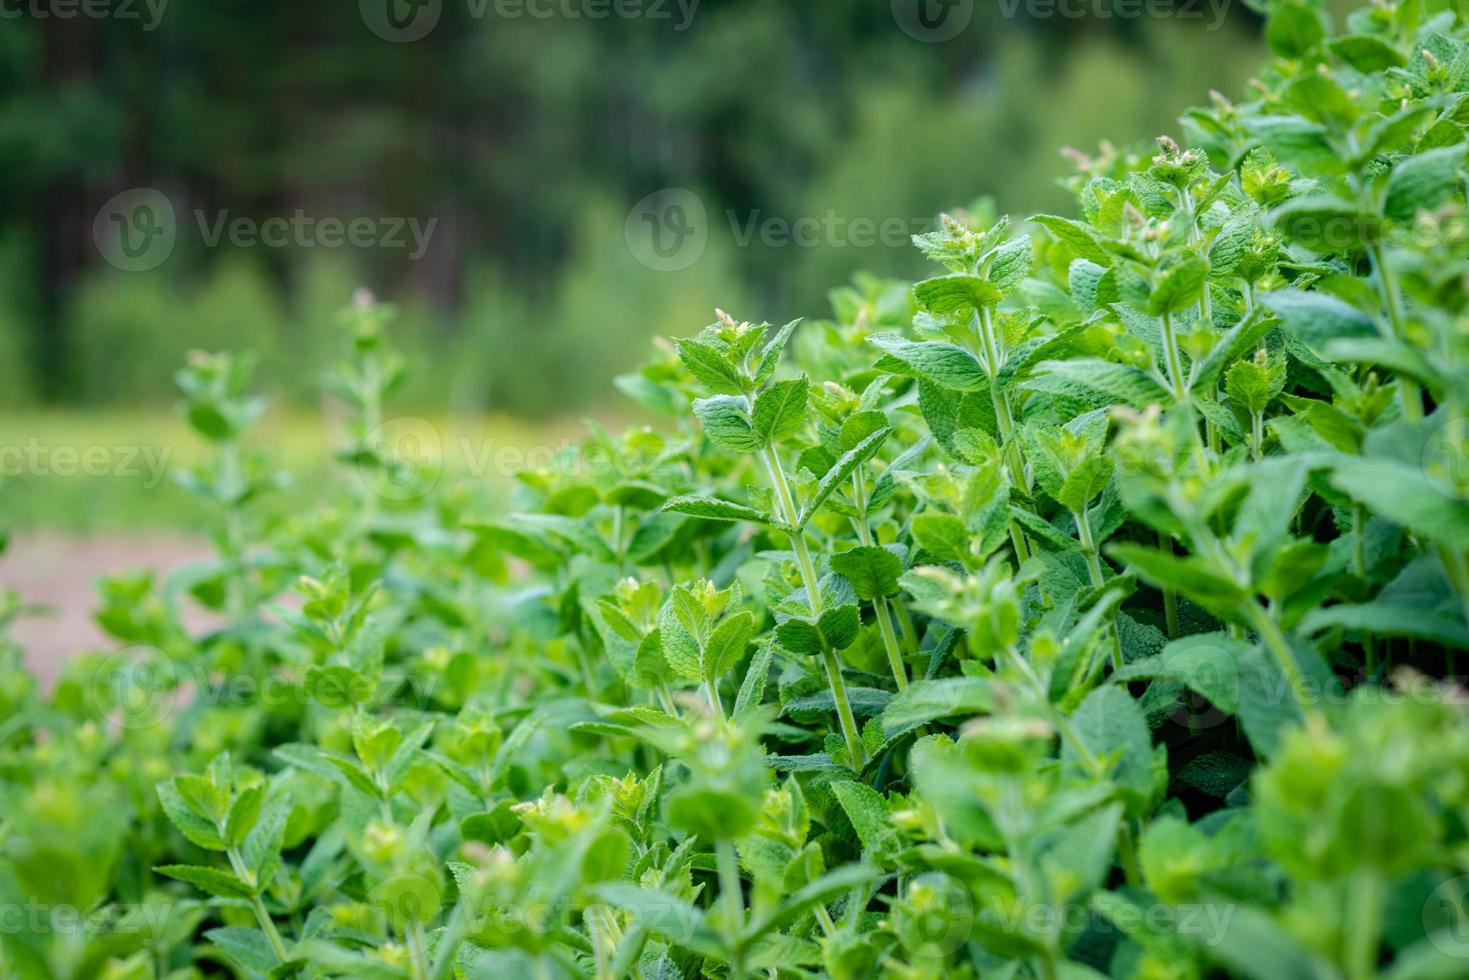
0,0 -> 1269,416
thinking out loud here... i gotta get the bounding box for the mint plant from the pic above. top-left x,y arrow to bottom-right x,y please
5,2 -> 1469,977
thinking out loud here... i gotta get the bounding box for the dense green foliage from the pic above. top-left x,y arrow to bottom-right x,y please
7,1 -> 1469,977
0,2 -> 1262,414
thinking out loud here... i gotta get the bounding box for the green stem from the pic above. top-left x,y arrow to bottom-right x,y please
1159,310 -> 1188,402
874,596 -> 909,690
428,896 -> 473,980
1074,508 -> 1123,670
1368,239 -> 1423,421
1343,869 -> 1384,980
978,305 -> 1032,562
851,472 -> 908,690
656,682 -> 681,718
704,678 -> 726,724
228,848 -> 288,963
717,838 -> 747,980
821,648 -> 867,769
1245,603 -> 1315,715
1160,532 -> 1181,640
760,445 -> 865,768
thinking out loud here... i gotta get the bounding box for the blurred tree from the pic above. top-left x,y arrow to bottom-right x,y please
0,0 -> 1261,414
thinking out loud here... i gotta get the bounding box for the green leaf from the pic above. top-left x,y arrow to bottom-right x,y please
830,781 -> 893,853
1329,34 -> 1405,72
243,793 -> 290,886
1066,686 -> 1154,801
1271,196 -> 1378,254
869,334 -> 987,391
206,927 -> 281,972
1330,458 -> 1469,550
676,338 -> 744,394
734,640 -> 774,722
1111,632 -> 1248,714
829,545 -> 903,600
157,780 -> 226,852
704,610 -> 755,683
1265,1 -> 1326,59
591,884 -> 723,958
1385,143 -> 1466,222
693,395 -> 761,452
987,237 -> 1032,296
662,494 -> 776,527
913,274 -> 1002,317
1022,359 -> 1171,410
1031,214 -> 1111,264
797,428 -> 891,528
155,864 -> 254,898
1147,255 -> 1209,316
1261,290 -> 1377,348
752,377 -> 809,446
1299,600 -> 1469,646
1108,543 -> 1248,617
882,677 -> 995,734
775,605 -> 860,655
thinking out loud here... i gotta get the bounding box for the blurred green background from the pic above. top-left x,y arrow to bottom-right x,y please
0,0 -> 1273,529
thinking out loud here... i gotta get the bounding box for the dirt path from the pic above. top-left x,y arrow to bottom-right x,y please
0,532 -> 211,685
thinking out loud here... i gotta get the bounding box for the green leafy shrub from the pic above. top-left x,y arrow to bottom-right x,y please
6,2 -> 1469,977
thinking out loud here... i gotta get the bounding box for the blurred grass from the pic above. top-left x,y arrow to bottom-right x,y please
0,408 -> 599,533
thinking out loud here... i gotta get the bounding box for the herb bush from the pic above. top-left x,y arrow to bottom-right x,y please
6,2 -> 1469,977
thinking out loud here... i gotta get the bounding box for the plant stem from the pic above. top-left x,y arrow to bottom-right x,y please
1159,310 -> 1188,402
851,472 -> 908,690
821,648 -> 867,768
1343,869 -> 1384,980
1073,507 -> 1124,670
874,597 -> 909,690
717,838 -> 747,980
228,848 -> 288,963
1245,603 -> 1315,715
759,446 -> 866,768
704,678 -> 726,724
428,896 -> 473,980
978,305 -> 1033,562
1160,532 -> 1180,640
1367,239 -> 1423,421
